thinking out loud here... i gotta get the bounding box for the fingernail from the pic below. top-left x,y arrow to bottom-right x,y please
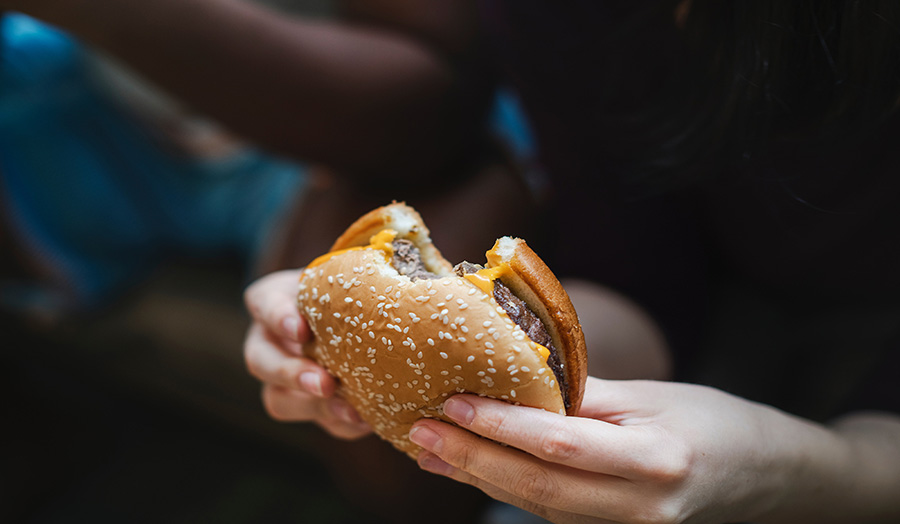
408,425 -> 443,453
299,372 -> 323,397
418,451 -> 455,475
443,398 -> 474,425
281,316 -> 299,340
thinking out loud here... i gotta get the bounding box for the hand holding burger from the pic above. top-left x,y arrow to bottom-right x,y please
295,202 -> 587,457
243,269 -> 373,440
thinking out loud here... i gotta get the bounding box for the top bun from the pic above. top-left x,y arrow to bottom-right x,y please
297,202 -> 586,457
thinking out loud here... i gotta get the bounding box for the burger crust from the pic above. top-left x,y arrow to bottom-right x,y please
297,202 -> 586,457
489,237 -> 587,415
330,202 -> 453,275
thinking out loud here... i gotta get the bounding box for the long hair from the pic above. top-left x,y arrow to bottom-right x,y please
603,0 -> 900,193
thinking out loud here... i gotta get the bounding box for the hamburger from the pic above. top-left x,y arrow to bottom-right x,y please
296,203 -> 587,457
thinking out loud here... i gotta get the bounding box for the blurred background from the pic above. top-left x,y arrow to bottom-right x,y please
0,0 -> 540,522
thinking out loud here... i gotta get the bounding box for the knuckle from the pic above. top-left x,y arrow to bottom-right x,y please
510,465 -> 558,505
261,387 -> 290,421
630,499 -> 685,524
452,439 -> 481,472
243,282 -> 263,315
650,442 -> 692,483
538,425 -> 579,462
478,406 -> 510,438
275,360 -> 301,388
244,342 -> 264,381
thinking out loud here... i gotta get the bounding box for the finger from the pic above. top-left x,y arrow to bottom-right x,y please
244,269 -> 310,343
245,323 -> 336,396
262,385 -> 371,439
262,384 -> 328,421
410,420 -> 632,520
439,392 -> 659,478
418,451 -> 609,524
576,377 -> 666,422
316,409 -> 374,441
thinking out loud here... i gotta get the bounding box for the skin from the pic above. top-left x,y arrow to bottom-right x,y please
13,1 -> 900,521
245,271 -> 900,523
243,269 -> 372,440
7,0 -> 489,180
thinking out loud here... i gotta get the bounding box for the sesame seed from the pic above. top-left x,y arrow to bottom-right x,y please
487,368 -> 496,373
521,366 -> 531,373
475,333 -> 484,340
440,352 -> 448,359
485,341 -> 494,349
510,390 -> 517,398
483,320 -> 492,328
427,338 -> 435,346
467,356 -> 475,363
484,349 -> 495,356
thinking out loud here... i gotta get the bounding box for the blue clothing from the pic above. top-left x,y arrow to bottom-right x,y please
0,14 -> 307,313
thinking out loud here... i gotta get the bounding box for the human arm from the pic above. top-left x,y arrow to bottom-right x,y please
10,0 -> 488,178
243,269 -> 371,439
409,378 -> 900,523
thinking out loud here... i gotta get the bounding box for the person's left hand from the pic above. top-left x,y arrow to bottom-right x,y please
408,377 -> 814,524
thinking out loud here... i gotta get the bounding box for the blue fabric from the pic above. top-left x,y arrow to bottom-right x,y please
0,13 -> 307,313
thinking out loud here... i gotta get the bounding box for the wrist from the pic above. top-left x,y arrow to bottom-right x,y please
754,409 -> 900,523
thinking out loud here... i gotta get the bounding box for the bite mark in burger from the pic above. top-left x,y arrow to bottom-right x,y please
296,203 -> 587,458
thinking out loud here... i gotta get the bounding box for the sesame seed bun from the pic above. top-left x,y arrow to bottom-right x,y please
296,203 -> 587,458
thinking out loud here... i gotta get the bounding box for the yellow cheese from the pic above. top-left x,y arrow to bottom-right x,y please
308,229 -> 398,268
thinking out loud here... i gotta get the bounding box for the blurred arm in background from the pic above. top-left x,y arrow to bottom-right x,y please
11,0 -> 491,181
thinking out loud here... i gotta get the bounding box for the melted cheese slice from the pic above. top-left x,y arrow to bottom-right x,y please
308,229 -> 398,268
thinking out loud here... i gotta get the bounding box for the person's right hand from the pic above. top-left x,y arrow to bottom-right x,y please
243,269 -> 372,439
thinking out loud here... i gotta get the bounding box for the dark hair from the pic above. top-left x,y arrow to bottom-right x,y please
605,0 -> 900,193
